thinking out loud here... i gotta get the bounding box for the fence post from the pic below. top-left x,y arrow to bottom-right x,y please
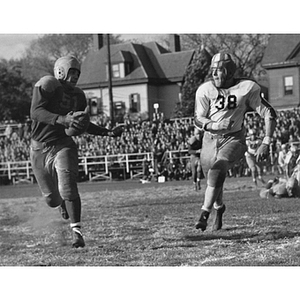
7,162 -> 11,180
126,154 -> 129,173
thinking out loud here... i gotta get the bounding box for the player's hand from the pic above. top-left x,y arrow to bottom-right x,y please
57,111 -> 87,130
255,143 -> 269,162
211,118 -> 234,131
110,125 -> 123,137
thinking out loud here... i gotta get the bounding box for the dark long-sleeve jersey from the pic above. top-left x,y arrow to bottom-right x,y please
188,136 -> 203,157
30,75 -> 87,143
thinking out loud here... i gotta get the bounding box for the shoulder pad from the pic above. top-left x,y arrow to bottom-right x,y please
197,80 -> 214,90
237,78 -> 259,93
73,86 -> 86,96
196,80 -> 217,96
35,75 -> 61,92
235,77 -> 258,85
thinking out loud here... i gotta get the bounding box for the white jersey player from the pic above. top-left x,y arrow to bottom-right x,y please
245,129 -> 266,186
194,52 -> 277,232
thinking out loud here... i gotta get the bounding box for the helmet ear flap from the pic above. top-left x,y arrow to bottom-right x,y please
226,60 -> 236,79
54,66 -> 65,80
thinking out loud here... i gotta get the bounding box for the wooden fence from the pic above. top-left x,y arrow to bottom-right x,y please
0,150 -> 190,185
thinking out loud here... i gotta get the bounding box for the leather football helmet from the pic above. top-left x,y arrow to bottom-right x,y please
210,52 -> 236,80
54,56 -> 81,80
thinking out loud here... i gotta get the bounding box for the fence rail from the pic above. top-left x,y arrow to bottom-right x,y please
0,150 -> 190,184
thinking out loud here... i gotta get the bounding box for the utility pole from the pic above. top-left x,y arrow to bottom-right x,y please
106,34 -> 114,127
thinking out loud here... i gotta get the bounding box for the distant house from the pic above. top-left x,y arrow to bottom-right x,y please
262,34 -> 300,109
77,34 -> 194,122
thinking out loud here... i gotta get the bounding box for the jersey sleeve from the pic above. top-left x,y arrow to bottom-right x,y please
248,82 -> 277,120
194,83 -> 213,130
30,76 -> 62,125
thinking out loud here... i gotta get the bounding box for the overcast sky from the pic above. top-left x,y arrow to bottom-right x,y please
0,34 -> 168,60
0,34 -> 39,60
0,1 -> 293,61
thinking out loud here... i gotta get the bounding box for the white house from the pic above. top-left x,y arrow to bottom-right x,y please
77,34 -> 194,122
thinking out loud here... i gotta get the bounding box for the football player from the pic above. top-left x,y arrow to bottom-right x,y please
194,52 -> 277,231
30,55 -> 123,248
188,127 -> 203,191
245,129 -> 266,187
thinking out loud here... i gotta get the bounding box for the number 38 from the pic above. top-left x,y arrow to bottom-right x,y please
215,95 -> 237,110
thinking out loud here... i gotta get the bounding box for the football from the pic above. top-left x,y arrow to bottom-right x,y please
65,111 -> 90,136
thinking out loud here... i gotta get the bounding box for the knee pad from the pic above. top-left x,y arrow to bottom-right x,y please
43,191 -> 62,208
60,189 -> 80,201
207,160 -> 228,187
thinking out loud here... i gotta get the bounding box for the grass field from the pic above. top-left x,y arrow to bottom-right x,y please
1,176 -> 300,267
1,176 -> 299,299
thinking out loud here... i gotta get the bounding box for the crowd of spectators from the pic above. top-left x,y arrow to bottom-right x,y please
0,120 -> 31,162
1,108 -> 300,182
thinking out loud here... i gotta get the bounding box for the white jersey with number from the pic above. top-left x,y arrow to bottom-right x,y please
194,79 -> 272,135
246,137 -> 262,156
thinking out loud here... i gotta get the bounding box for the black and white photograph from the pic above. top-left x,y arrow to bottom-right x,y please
0,1 -> 299,299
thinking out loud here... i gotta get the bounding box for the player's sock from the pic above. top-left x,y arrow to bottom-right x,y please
65,197 -> 81,224
212,204 -> 226,231
193,182 -> 197,190
58,200 -> 69,220
203,185 -> 222,211
65,197 -> 84,247
197,178 -> 201,190
71,223 -> 85,248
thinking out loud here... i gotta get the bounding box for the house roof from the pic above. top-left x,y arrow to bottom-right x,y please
107,50 -> 133,63
262,34 -> 300,68
77,41 -> 194,89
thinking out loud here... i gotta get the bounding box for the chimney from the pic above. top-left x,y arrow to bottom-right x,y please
93,34 -> 104,50
169,34 -> 181,52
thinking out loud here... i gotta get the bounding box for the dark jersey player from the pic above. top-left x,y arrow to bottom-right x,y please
188,127 -> 203,191
30,55 -> 122,248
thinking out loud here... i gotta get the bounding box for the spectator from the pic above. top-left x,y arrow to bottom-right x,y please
4,123 -> 12,139
4,106 -> 300,184
285,144 -> 299,177
277,144 -> 288,176
245,129 -> 266,187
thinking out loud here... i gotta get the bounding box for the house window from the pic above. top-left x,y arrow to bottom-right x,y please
112,64 -> 120,78
284,76 -> 293,95
129,93 -> 140,113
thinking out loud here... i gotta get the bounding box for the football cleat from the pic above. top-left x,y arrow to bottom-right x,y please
212,204 -> 226,231
59,201 -> 69,220
72,227 -> 85,248
195,210 -> 210,231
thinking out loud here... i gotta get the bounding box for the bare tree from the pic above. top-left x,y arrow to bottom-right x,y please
181,34 -> 270,77
173,34 -> 270,117
20,34 -> 123,84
